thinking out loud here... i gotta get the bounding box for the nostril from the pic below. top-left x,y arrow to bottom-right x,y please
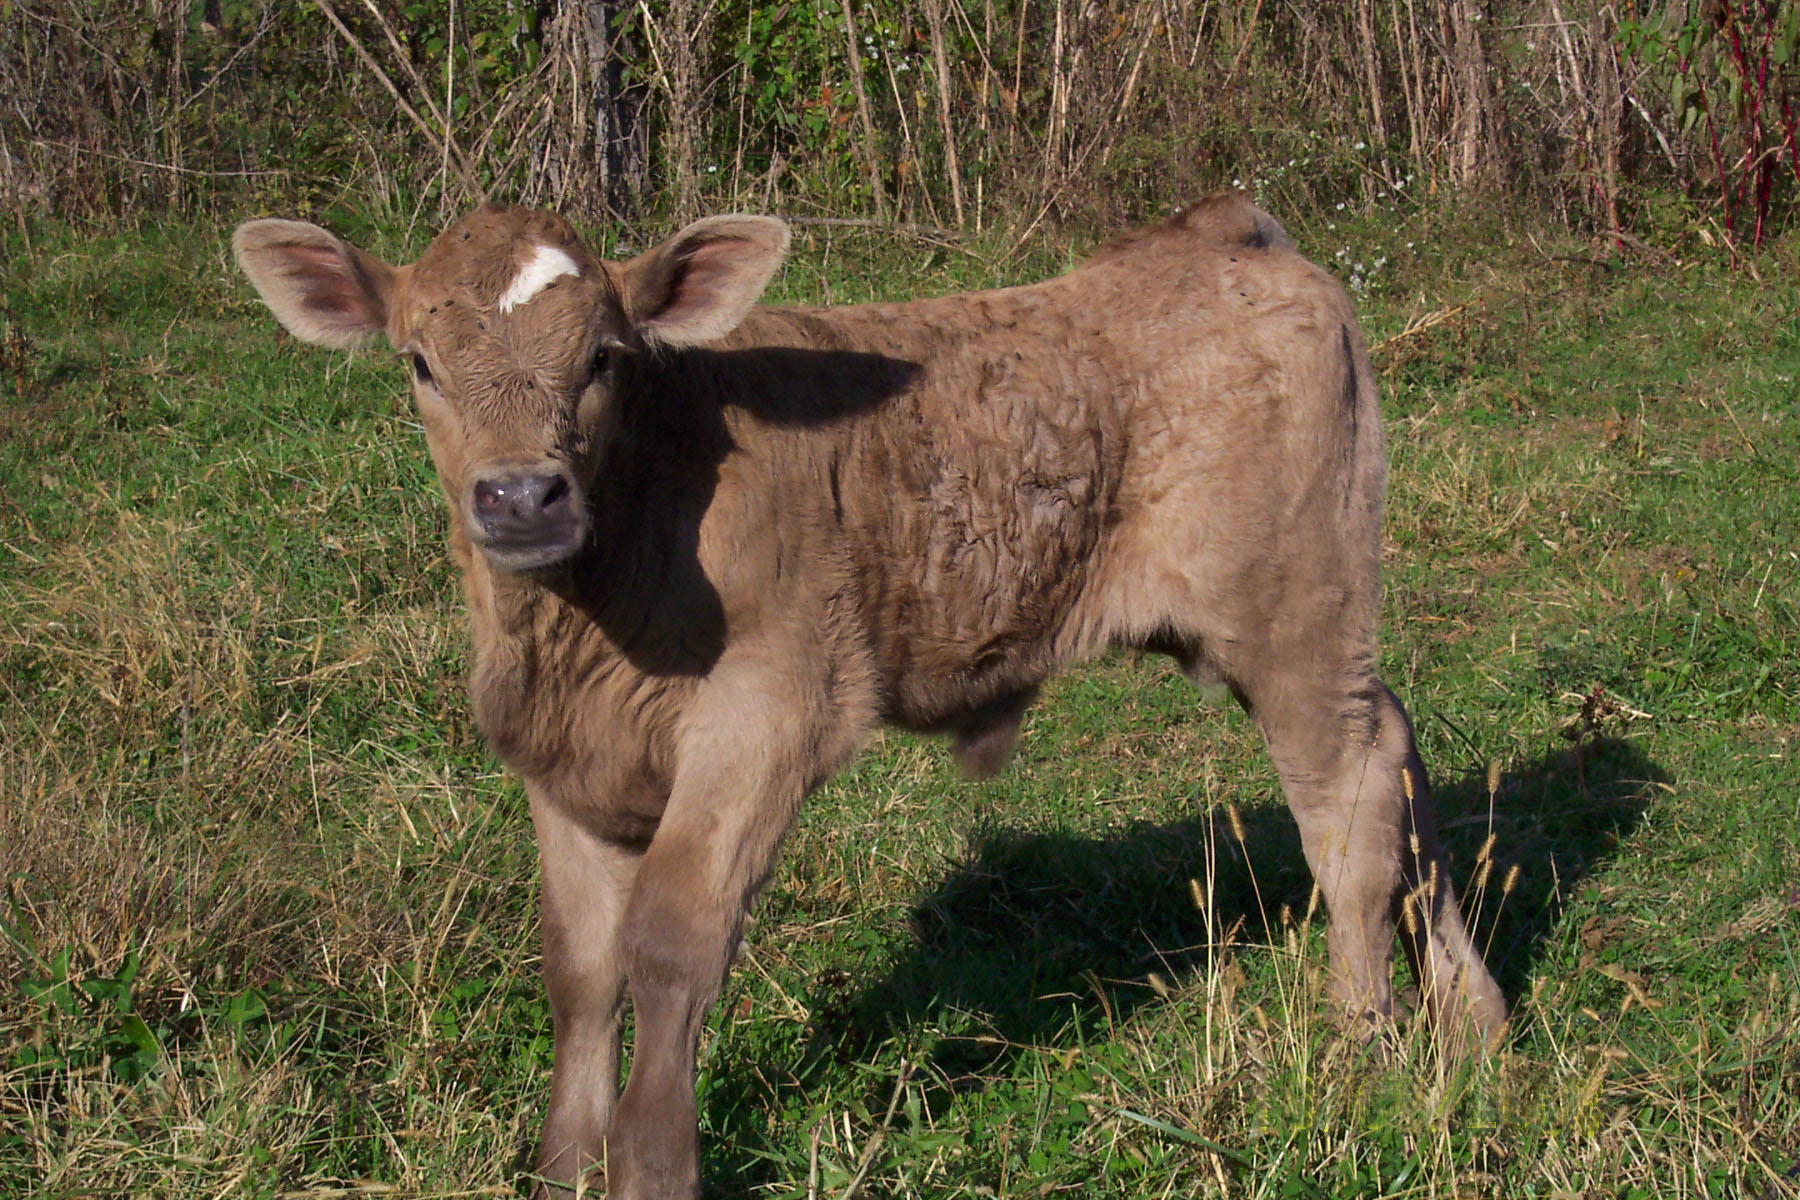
473,479 -> 504,512
539,474 -> 570,510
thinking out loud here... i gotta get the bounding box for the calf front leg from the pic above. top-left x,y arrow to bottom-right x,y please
604,655 -> 848,1199
529,785 -> 641,1197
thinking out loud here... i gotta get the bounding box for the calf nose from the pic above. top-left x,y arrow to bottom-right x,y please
473,471 -> 571,525
468,467 -> 586,569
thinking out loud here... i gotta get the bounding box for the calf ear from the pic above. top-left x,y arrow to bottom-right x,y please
233,219 -> 400,349
621,215 -> 790,348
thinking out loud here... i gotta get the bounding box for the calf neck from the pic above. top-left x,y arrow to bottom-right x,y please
234,193 -> 1507,1198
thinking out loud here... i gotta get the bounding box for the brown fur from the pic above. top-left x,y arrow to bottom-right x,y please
233,191 -> 1507,1199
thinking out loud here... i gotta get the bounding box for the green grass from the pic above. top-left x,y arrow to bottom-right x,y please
2,205 -> 1798,1198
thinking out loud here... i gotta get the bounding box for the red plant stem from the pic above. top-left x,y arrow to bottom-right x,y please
1703,88 -> 1734,236
1713,0 -> 1793,247
1721,3 -> 1754,237
1665,1 -> 1796,249
1674,42 -> 1734,237
1745,4 -> 1774,245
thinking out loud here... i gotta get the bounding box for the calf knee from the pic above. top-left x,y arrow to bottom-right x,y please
621,875 -> 744,1000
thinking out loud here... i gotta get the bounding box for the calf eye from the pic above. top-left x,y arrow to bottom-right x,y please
411,353 -> 434,386
591,337 -> 627,384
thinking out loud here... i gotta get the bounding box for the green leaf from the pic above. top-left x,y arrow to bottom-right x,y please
1111,1108 -> 1254,1170
224,986 -> 267,1026
1776,5 -> 1799,66
22,947 -> 80,1016
108,1013 -> 161,1082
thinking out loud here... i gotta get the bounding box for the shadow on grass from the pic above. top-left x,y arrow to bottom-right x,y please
701,734 -> 1665,1189
860,735 -> 1661,1065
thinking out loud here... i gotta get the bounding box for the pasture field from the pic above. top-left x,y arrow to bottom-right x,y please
1,207 -> 1797,1199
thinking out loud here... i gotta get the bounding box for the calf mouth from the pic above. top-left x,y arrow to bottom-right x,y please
466,463 -> 590,573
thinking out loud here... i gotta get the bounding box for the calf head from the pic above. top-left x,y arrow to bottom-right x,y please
233,205 -> 790,572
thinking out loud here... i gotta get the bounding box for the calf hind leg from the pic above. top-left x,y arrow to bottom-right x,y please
1239,665 -> 1507,1052
1375,682 -> 1510,1050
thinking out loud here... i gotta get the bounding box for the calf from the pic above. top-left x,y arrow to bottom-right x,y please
234,192 -> 1507,1198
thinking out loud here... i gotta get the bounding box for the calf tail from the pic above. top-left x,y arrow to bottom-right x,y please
1338,318 -> 1386,537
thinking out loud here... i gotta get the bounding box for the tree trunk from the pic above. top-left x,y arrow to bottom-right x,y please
578,0 -> 643,215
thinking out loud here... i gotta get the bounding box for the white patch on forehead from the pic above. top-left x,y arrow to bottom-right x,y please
497,243 -> 581,313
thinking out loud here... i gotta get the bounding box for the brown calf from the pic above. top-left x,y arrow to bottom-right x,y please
234,193 -> 1507,1198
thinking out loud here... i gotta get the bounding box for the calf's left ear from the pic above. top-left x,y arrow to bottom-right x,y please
621,215 -> 790,349
233,219 -> 401,349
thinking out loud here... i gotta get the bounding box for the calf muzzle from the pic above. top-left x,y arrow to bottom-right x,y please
467,465 -> 588,571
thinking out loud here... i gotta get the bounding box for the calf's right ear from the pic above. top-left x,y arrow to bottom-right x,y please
232,219 -> 399,349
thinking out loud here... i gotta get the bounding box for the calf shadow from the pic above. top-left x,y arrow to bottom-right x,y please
853,733 -> 1662,1066
702,733 -> 1664,1188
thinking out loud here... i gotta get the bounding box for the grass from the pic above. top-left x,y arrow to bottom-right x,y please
1,201 -> 1798,1198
